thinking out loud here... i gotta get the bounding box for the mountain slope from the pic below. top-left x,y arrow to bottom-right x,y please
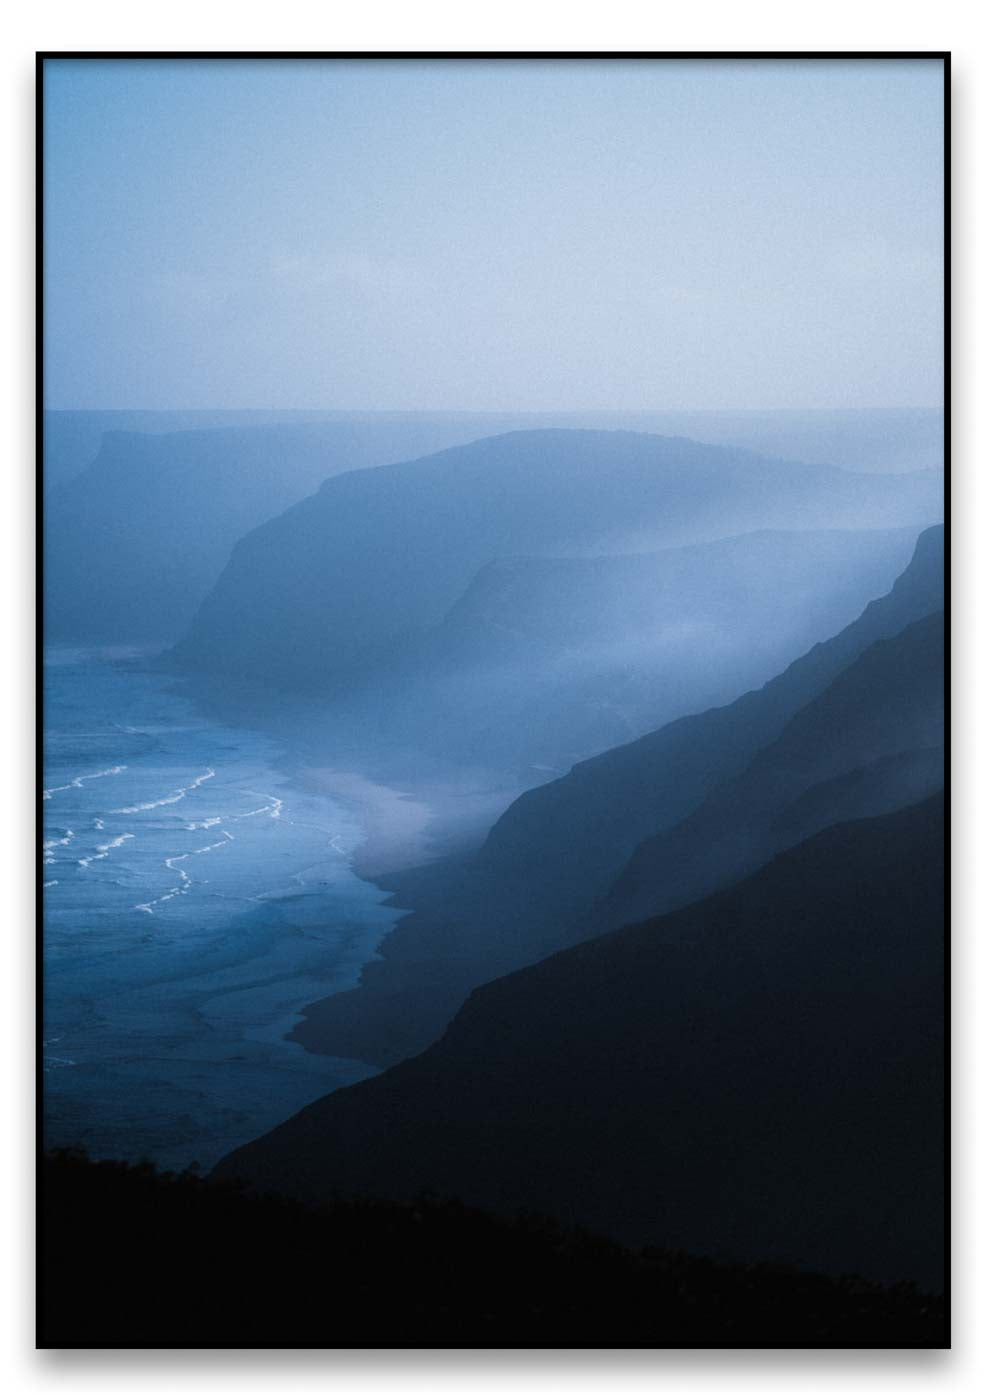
323,526 -> 918,771
45,423 -> 373,643
216,794 -> 945,1289
291,525 -> 944,1067
171,429 -> 941,684
48,415 -> 610,644
599,609 -> 943,930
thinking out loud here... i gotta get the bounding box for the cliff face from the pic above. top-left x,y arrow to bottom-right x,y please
312,526 -> 919,773
384,526 -> 918,766
290,526 -> 944,1069
170,429 -> 942,685
421,528 -> 916,671
597,609 -> 943,932
45,422 -> 399,644
215,794 -> 945,1291
46,415 -> 583,644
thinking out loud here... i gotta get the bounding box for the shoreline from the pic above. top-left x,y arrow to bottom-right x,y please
42,653 -> 399,1172
284,762 -> 533,1066
295,766 -> 436,880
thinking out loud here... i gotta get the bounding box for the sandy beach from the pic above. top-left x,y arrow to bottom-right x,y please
297,763 -> 532,882
298,767 -> 436,878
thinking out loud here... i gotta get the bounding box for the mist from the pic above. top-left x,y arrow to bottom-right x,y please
44,58 -> 943,413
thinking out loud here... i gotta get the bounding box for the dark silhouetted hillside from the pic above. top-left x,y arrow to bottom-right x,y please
599,609 -> 943,931
291,526 -> 944,1068
216,795 -> 944,1292
41,1150 -> 945,1347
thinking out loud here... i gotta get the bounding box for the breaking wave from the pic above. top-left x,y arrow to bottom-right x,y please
43,765 -> 127,801
111,767 -> 215,814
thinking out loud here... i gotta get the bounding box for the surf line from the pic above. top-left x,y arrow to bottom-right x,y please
78,833 -> 136,868
133,830 -> 234,915
111,767 -> 215,815
43,765 -> 127,801
236,790 -> 284,821
43,829 -> 75,864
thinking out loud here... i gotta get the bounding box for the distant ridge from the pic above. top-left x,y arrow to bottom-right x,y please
171,428 -> 942,684
44,406 -> 945,495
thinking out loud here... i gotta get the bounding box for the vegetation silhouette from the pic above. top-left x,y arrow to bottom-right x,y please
40,1150 -> 945,1348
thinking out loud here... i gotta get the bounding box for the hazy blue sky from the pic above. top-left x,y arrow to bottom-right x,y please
43,58 -> 944,411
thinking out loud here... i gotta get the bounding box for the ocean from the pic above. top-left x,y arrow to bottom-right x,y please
42,647 -> 396,1171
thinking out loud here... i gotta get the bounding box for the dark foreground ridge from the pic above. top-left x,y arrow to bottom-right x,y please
216,795 -> 945,1292
39,1151 -> 945,1348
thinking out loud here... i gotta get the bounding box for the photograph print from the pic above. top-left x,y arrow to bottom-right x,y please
39,53 -> 947,1348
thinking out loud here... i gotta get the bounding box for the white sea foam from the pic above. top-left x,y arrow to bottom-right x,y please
43,765 -> 127,800
43,828 -> 75,864
79,832 -> 136,867
131,827 -> 233,913
192,837 -> 231,855
101,833 -> 135,851
236,791 -> 283,821
113,791 -> 187,814
185,816 -> 222,830
111,767 -> 215,814
161,852 -> 193,896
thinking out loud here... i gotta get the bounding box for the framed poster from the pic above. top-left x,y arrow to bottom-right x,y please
38,52 -> 947,1349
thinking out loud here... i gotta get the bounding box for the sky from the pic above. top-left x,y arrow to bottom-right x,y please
43,57 -> 944,412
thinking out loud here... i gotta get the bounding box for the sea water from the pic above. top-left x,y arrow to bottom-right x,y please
42,647 -> 397,1171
